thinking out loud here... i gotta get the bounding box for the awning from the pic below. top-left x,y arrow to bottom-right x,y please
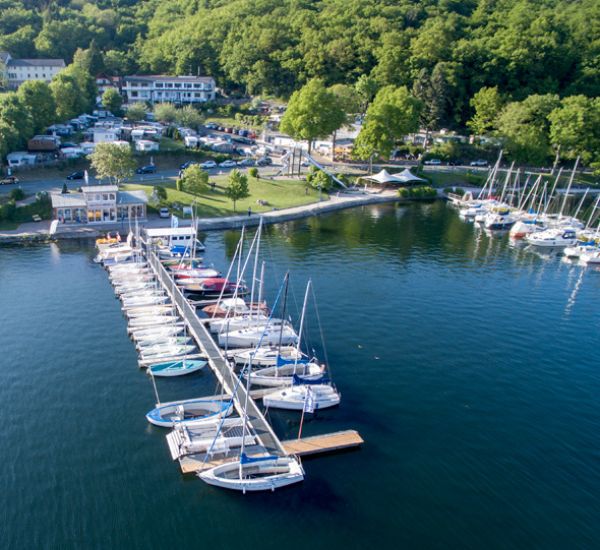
359,168 -> 426,184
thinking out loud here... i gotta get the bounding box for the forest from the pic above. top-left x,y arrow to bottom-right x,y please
0,0 -> 599,168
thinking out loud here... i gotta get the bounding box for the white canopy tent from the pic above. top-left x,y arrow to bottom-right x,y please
359,168 -> 426,185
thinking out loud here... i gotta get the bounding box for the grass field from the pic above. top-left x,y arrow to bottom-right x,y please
123,175 -> 326,218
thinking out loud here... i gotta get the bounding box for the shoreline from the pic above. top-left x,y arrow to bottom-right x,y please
0,190 -> 407,243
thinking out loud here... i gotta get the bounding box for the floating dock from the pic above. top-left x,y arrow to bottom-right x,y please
145,248 -> 364,475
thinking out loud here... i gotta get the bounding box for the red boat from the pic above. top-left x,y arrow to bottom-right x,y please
182,278 -> 248,299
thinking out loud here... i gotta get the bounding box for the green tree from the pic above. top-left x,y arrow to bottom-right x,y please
153,103 -> 178,124
353,86 -> 422,160
153,185 -> 167,201
0,92 -> 32,146
102,88 -> 123,115
280,79 -> 345,153
50,73 -> 85,120
67,51 -> 97,113
126,103 -> 147,122
0,122 -> 21,160
496,94 -> 560,164
468,87 -> 504,135
89,143 -> 135,185
16,80 -> 56,133
549,96 -> 600,167
249,167 -> 259,180
181,165 -> 209,195
355,75 -> 378,114
306,167 -> 333,191
176,105 -> 204,130
225,169 -> 250,212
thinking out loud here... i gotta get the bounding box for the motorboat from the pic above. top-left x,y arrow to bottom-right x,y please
198,454 -> 304,493
148,359 -> 206,377
579,248 -> 600,265
526,228 -> 578,248
145,398 -> 233,427
209,314 -> 282,334
483,209 -> 517,230
173,268 -> 220,280
183,278 -> 248,300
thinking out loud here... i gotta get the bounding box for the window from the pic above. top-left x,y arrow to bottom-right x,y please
102,194 -> 108,201
155,83 -> 163,88
194,93 -> 200,98
131,91 -> 138,97
109,194 -> 115,200
185,83 -> 192,88
193,83 -> 201,89
95,194 -> 100,201
174,83 -> 181,88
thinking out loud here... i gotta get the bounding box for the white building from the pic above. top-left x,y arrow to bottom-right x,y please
0,52 -> 65,89
6,151 -> 37,168
92,128 -> 121,143
124,75 -> 216,104
135,140 -> 159,152
51,185 -> 147,224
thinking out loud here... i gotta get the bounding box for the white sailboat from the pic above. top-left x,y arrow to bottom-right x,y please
262,381 -> 341,411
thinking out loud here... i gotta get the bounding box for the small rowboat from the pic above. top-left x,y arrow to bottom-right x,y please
145,398 -> 232,427
148,359 -> 207,377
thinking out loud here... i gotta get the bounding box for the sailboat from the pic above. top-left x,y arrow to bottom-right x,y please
145,399 -> 232,427
148,359 -> 207,377
262,377 -> 341,410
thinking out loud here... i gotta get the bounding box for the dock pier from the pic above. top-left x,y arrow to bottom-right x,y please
145,248 -> 363,473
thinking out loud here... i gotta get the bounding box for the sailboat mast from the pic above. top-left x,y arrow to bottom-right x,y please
258,261 -> 265,307
276,272 -> 290,354
248,219 -> 262,318
572,188 -> 589,221
558,157 -> 579,220
293,279 -> 312,372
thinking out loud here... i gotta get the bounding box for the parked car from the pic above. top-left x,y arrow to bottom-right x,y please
66,171 -> 85,180
179,160 -> 198,171
237,158 -> 255,167
205,122 -> 218,130
136,165 -> 156,174
0,175 -> 19,185
424,158 -> 442,165
256,156 -> 273,166
470,159 -> 489,167
199,160 -> 217,169
159,207 -> 170,218
224,127 -> 233,134
219,159 -> 237,168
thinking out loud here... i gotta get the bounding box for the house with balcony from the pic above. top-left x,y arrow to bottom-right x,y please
123,75 -> 216,105
51,185 -> 147,224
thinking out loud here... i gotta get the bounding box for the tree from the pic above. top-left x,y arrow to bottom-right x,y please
329,84 -> 360,115
249,167 -> 259,180
353,86 -> 422,160
50,73 -> 85,120
0,122 -> 21,160
496,94 -> 560,164
468,87 -> 504,135
225,169 -> 250,212
89,143 -> 135,185
355,75 -> 378,114
17,81 -> 56,133
66,52 -> 97,113
153,186 -> 167,200
102,88 -> 123,115
181,165 -> 209,195
0,92 -> 32,146
176,105 -> 204,130
153,103 -> 178,124
280,79 -> 346,153
306,167 -> 333,191
126,103 -> 147,122
549,96 -> 600,167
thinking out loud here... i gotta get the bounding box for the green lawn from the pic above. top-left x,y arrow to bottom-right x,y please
422,169 -> 488,188
123,175 -> 327,218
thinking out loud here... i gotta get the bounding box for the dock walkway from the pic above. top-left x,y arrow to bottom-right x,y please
146,249 -> 285,456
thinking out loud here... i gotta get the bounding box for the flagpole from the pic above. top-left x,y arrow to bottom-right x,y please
298,403 -> 306,440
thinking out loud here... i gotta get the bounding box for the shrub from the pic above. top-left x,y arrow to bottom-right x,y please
176,178 -> 183,191
0,200 -> 17,221
398,186 -> 437,199
397,188 -> 410,198
9,188 -> 25,201
154,186 -> 167,200
249,167 -> 259,179
443,187 -> 465,195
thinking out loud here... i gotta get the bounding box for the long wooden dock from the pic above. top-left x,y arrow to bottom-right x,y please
178,430 -> 363,474
147,250 -> 285,456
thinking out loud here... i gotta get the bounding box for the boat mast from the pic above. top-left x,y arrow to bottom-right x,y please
572,188 -> 589,222
258,261 -> 265,307
248,218 -> 263,320
293,279 -> 312,374
276,272 -> 290,356
211,233 -> 243,318
558,157 -> 579,220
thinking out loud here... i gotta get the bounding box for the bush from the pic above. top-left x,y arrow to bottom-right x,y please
443,187 -> 465,195
9,188 -> 25,201
249,167 -> 259,179
0,200 -> 17,221
176,178 -> 183,191
154,186 -> 167,200
398,186 -> 438,199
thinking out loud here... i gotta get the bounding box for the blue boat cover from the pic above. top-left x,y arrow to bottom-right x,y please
276,355 -> 309,367
240,453 -> 278,464
292,374 -> 329,386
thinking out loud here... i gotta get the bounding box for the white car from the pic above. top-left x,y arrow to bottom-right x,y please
424,158 -> 442,165
199,160 -> 217,169
470,159 -> 489,167
159,208 -> 170,219
219,160 -> 237,168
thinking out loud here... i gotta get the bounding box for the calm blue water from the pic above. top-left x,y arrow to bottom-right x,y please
1,202 -> 599,549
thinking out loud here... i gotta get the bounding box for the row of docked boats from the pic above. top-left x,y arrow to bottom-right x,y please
448,155 -> 600,264
96,222 -> 343,493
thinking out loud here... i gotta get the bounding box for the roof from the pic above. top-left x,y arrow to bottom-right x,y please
51,193 -> 87,208
360,168 -> 426,184
116,190 -> 148,205
81,185 -> 118,193
145,226 -> 197,238
7,58 -> 65,67
124,75 -> 215,84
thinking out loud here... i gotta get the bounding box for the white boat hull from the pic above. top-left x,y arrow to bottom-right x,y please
262,384 -> 341,410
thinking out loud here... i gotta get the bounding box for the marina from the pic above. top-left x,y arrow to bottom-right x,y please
1,202 -> 600,547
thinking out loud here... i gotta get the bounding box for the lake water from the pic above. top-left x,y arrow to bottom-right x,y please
1,202 -> 599,549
